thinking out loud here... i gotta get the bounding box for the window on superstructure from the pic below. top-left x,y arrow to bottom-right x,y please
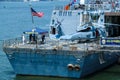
51,26 -> 56,34
82,14 -> 90,24
59,11 -> 72,16
59,11 -> 62,16
63,11 -> 67,16
68,11 -> 72,16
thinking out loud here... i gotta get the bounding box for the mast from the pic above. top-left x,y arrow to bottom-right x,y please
29,2 -> 34,26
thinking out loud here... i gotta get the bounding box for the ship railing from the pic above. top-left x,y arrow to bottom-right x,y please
2,36 -> 101,51
4,36 -> 120,52
3,37 -> 23,48
85,4 -> 112,11
54,4 -> 120,12
3,36 -> 40,48
2,36 -> 60,49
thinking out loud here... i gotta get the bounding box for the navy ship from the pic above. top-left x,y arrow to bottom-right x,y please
3,0 -> 120,78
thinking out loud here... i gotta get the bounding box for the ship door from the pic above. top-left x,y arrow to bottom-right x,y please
51,26 -> 56,34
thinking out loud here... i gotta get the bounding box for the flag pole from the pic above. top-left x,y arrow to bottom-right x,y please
29,3 -> 34,25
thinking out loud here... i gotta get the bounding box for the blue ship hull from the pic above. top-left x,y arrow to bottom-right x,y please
4,48 -> 118,78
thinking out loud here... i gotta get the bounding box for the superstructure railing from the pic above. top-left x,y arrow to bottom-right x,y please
54,3 -> 120,12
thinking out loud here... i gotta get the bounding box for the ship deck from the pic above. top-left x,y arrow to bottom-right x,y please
8,38 -> 98,50
3,37 -> 120,53
3,37 -> 100,51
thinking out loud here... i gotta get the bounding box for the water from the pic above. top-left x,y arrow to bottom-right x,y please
0,1 -> 120,80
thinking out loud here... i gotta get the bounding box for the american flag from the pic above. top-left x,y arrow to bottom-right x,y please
31,8 -> 44,17
74,0 -> 76,2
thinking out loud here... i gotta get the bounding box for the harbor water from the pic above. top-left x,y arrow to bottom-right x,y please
0,1 -> 120,80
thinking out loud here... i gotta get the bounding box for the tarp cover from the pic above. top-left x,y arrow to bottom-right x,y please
23,27 -> 48,34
